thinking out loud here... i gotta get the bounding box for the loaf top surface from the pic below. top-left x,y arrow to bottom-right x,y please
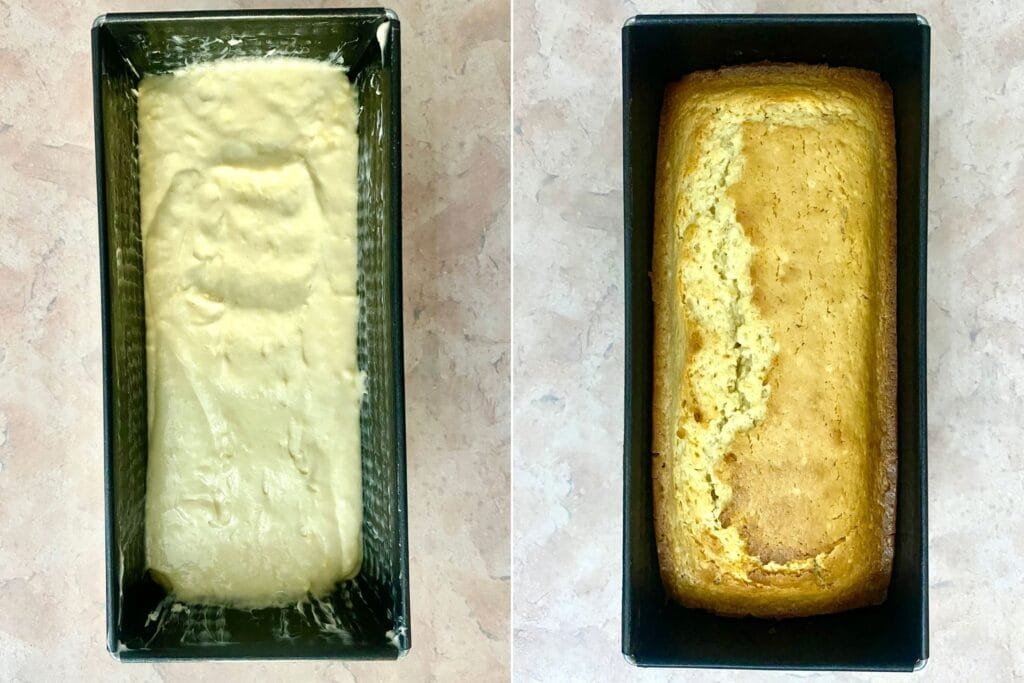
652,64 -> 897,618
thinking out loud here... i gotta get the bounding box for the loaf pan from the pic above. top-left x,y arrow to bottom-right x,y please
93,8 -> 409,660
621,14 -> 929,671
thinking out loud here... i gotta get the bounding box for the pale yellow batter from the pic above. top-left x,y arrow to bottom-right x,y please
139,58 -> 362,608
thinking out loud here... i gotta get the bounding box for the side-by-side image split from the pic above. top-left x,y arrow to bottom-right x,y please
3,0 -> 1023,680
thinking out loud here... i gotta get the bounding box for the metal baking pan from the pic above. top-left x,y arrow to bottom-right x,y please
621,14 -> 929,671
93,8 -> 409,660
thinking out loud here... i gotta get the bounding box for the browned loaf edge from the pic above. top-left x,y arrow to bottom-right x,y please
651,64 -> 897,618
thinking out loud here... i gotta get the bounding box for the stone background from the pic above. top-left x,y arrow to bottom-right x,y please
513,0 -> 1024,681
0,0 -> 510,680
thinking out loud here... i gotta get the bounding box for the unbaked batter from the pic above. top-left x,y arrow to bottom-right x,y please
139,58 -> 362,607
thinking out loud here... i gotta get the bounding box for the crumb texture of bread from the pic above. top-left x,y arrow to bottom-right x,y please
652,64 -> 897,618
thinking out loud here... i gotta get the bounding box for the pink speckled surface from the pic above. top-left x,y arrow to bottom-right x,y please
0,0 -> 509,680
513,0 -> 1024,681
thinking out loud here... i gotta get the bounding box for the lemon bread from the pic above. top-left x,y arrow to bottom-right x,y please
652,64 -> 897,618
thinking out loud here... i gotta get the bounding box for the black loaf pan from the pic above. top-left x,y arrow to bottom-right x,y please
93,8 -> 409,660
621,14 -> 929,671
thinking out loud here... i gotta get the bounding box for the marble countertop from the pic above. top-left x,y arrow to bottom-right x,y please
513,0 -> 1024,681
4,0 -> 1023,678
0,0 -> 509,680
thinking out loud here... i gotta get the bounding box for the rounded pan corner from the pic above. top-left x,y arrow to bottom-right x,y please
92,13 -> 109,30
914,14 -> 930,28
622,650 -> 639,667
382,7 -> 400,24
623,15 -> 640,30
914,656 -> 929,672
106,642 -> 123,662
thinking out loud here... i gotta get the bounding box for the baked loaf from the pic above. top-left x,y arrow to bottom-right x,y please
652,64 -> 897,618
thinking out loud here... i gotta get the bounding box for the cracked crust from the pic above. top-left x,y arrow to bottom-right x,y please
652,64 -> 897,618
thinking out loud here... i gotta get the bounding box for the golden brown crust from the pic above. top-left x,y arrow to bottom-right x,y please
652,64 -> 897,618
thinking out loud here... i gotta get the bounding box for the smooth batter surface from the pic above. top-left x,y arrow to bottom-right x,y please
139,58 -> 362,608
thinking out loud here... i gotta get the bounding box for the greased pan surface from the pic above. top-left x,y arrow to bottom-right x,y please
93,8 -> 409,660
